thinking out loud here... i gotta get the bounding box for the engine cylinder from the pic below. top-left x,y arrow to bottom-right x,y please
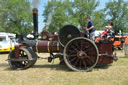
36,40 -> 60,53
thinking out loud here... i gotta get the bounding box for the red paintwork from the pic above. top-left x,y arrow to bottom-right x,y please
52,35 -> 58,41
97,56 -> 113,64
15,44 -> 24,58
37,40 -> 59,53
41,32 -> 58,41
96,42 -> 114,64
41,32 -> 50,40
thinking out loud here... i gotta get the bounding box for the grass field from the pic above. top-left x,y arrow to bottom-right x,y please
0,50 -> 128,85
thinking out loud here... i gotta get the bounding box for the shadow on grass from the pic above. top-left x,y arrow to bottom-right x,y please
120,56 -> 128,58
33,64 -> 111,72
0,63 -> 13,71
2,62 -> 112,72
33,64 -> 70,72
0,63 -> 8,67
3,64 -> 112,72
95,64 -> 112,69
0,52 -> 9,55
3,63 -> 70,71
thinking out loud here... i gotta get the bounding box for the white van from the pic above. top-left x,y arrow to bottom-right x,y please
0,32 -> 17,52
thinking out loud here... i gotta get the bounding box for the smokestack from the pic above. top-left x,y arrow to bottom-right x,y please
32,8 -> 38,39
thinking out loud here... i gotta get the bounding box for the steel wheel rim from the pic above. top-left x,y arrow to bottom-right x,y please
8,47 -> 36,70
64,37 -> 99,72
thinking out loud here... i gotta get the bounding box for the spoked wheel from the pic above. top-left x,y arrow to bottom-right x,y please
63,37 -> 99,72
8,47 -> 37,70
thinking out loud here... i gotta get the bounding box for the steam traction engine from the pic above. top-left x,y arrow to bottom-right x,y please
8,8 -> 117,72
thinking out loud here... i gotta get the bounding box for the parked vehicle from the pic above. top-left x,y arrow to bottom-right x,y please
0,32 -> 17,52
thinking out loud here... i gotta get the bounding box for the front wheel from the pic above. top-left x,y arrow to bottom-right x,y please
8,47 -> 37,70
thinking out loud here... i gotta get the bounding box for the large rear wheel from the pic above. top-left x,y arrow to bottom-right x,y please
63,37 -> 99,72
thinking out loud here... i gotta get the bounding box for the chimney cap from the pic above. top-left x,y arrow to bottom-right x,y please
33,8 -> 38,11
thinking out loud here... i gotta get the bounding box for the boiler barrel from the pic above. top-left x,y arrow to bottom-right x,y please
36,40 -> 60,53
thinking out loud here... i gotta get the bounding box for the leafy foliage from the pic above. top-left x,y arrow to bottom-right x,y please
105,0 -> 128,33
43,0 -> 69,32
72,0 -> 99,28
43,0 -> 128,33
92,10 -> 106,30
0,0 -> 33,34
0,0 -> 128,34
43,0 -> 103,32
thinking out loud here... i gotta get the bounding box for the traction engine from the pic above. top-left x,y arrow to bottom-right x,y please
8,8 -> 118,72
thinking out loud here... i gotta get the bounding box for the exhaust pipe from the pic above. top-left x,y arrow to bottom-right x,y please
32,8 -> 38,39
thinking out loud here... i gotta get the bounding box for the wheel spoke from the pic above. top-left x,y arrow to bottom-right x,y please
84,57 -> 93,65
69,54 -> 77,57
68,49 -> 76,54
80,42 -> 85,50
86,56 -> 94,63
74,59 -> 79,66
70,45 -> 78,52
84,45 -> 93,52
79,59 -> 82,68
69,57 -> 77,63
74,41 -> 80,50
24,61 -> 29,65
82,59 -> 87,68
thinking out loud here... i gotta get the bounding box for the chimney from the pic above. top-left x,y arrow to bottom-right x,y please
32,8 -> 38,39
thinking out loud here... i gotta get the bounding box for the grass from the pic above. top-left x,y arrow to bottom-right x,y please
0,51 -> 128,85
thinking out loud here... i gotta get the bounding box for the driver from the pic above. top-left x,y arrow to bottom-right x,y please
84,17 -> 95,41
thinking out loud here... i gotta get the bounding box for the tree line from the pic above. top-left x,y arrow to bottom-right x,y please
43,0 -> 128,34
0,0 -> 128,34
0,0 -> 33,34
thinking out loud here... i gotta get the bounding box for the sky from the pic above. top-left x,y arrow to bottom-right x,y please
29,0 -> 128,33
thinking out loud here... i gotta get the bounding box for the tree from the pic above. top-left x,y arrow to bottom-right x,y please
72,0 -> 100,29
92,10 -> 106,30
0,0 -> 33,34
0,0 -> 8,31
105,0 -> 128,33
43,0 -> 70,32
43,0 -> 102,32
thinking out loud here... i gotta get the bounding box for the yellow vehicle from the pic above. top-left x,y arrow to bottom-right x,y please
0,32 -> 17,52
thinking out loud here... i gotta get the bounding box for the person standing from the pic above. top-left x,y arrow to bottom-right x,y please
84,17 -> 95,41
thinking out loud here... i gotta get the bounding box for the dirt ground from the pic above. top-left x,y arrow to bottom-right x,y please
0,51 -> 128,85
